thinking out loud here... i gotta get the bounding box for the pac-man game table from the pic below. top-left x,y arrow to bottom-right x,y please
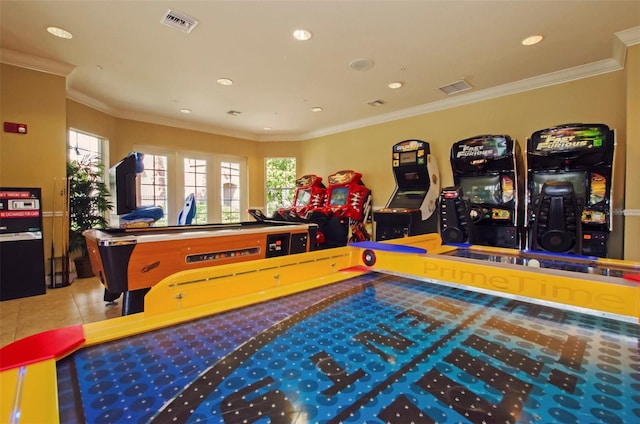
1,235 -> 639,423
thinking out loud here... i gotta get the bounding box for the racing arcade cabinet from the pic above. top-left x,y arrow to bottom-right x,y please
441,135 -> 524,249
310,170 -> 372,247
527,123 -> 615,257
274,174 -> 326,222
374,139 -> 440,240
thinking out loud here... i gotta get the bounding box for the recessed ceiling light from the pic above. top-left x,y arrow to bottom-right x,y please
264,127 -> 272,131
46,26 -> 73,39
522,34 -> 543,46
349,58 -> 375,71
180,108 -> 192,114
217,78 -> 233,86
293,29 -> 312,41
311,107 -> 323,112
388,81 -> 403,89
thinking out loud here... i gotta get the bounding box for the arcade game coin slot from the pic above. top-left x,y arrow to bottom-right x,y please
374,139 -> 440,240
526,123 -> 615,257
444,134 -> 524,249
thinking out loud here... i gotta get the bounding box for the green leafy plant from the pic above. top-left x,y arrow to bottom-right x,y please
67,156 -> 112,256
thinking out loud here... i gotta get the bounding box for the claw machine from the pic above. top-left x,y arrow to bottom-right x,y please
0,187 -> 46,300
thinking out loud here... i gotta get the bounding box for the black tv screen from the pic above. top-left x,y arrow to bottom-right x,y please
459,175 -> 502,205
110,153 -> 137,215
295,189 -> 311,207
399,151 -> 416,165
532,171 -> 587,201
329,187 -> 349,206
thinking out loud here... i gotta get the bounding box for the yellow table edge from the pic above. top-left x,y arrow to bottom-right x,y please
2,233 -> 639,424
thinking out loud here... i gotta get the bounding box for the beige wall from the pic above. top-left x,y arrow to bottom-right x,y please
625,45 -> 640,261
112,118 -> 264,211
2,57 -> 636,260
300,71 -> 629,258
0,63 -> 67,267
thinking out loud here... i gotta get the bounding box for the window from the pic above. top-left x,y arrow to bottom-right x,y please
220,161 -> 241,223
139,154 -> 169,226
133,146 -> 247,225
68,129 -> 101,163
265,158 -> 297,216
184,158 -> 207,225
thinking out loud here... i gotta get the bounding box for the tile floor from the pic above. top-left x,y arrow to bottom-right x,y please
0,276 -> 121,348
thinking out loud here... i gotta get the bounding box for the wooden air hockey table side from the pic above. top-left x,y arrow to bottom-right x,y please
2,234 -> 640,423
84,221 -> 318,314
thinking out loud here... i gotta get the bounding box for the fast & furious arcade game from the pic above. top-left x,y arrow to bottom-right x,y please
527,123 -> 615,257
374,139 -> 440,240
441,135 -> 524,249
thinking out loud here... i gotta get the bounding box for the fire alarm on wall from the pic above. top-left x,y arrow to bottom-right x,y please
4,122 -> 28,134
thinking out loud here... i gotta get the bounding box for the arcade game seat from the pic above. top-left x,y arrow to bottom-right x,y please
529,181 -> 582,253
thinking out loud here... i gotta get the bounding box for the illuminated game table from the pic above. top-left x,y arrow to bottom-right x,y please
2,235 -> 640,423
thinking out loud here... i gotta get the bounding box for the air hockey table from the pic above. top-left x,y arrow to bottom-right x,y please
84,221 -> 318,314
2,234 -> 640,423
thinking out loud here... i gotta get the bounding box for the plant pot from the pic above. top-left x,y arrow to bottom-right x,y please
74,256 -> 94,278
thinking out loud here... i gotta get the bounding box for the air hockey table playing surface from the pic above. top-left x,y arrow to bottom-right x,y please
56,270 -> 640,424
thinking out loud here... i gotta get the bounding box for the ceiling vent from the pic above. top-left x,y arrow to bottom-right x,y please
161,10 -> 199,33
367,99 -> 386,107
227,110 -> 241,116
439,79 -> 472,95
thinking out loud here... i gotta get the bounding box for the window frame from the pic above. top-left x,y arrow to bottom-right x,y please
133,145 -> 248,225
264,157 -> 297,217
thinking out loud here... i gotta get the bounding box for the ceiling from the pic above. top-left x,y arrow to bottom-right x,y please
1,1 -> 639,142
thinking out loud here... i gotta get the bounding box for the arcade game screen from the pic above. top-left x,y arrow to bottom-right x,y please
388,190 -> 427,209
329,187 -> 349,206
295,189 -> 311,206
459,175 -> 502,205
399,151 -> 417,164
531,171 -> 587,201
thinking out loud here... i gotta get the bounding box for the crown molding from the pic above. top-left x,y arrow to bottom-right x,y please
616,26 -> 640,47
301,57 -> 623,141
0,48 -> 75,76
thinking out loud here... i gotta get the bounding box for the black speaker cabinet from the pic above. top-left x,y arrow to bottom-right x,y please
529,182 -> 581,253
439,187 -> 470,244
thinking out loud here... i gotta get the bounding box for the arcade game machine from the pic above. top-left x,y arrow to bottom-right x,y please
307,170 -> 372,248
274,174 -> 326,222
527,123 -> 615,257
374,139 -> 440,240
0,187 -> 46,300
441,135 -> 524,249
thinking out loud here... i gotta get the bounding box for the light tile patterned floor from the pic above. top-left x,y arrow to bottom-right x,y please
0,277 -> 121,348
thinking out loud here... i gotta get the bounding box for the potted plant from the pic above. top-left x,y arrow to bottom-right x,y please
68,156 -> 112,278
